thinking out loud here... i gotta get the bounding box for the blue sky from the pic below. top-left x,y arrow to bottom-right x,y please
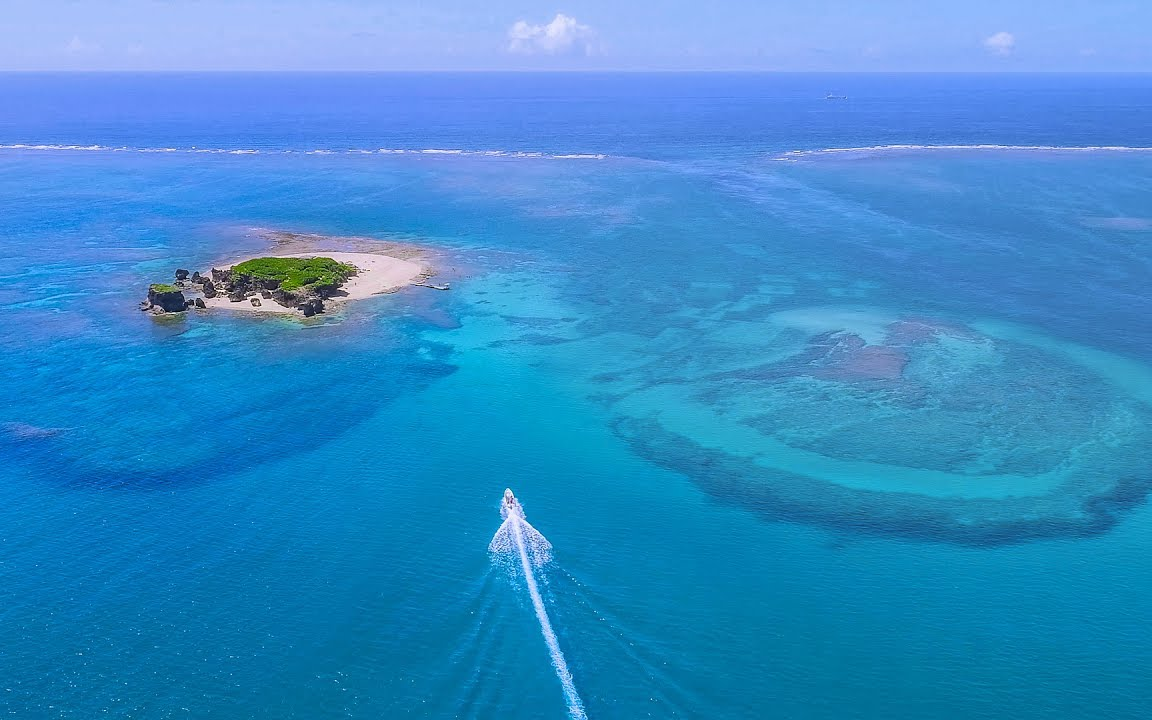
3,0 -> 1150,71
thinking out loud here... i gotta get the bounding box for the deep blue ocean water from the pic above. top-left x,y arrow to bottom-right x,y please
2,73 -> 1152,719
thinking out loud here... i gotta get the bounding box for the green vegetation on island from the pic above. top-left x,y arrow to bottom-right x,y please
148,283 -> 180,294
230,257 -> 357,292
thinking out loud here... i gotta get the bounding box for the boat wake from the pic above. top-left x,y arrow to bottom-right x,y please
489,489 -> 587,720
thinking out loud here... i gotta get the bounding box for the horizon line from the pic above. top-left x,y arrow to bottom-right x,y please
2,69 -> 1152,75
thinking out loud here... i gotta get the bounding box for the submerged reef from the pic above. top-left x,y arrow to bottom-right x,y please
616,417 -> 1152,547
606,308 -> 1152,546
1,422 -> 66,441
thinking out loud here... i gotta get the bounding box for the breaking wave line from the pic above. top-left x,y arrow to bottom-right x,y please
774,144 -> 1152,160
0,144 -> 607,160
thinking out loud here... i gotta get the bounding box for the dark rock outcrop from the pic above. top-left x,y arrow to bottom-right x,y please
222,272 -> 282,297
228,276 -> 253,297
301,297 -> 324,316
270,288 -> 294,307
155,261 -> 348,318
270,288 -> 325,316
147,286 -> 188,313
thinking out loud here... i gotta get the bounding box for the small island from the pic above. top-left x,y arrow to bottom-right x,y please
210,256 -> 358,316
141,245 -> 438,317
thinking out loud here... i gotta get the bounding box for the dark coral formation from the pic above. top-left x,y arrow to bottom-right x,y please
713,319 -> 978,388
616,416 -> 1152,547
1,422 -> 65,441
606,314 -> 1152,546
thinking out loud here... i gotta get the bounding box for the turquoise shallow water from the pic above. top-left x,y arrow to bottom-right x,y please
3,74 -> 1152,718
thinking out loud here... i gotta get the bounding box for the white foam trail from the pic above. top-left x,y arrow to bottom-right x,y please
774,144 -> 1152,161
490,508 -> 586,720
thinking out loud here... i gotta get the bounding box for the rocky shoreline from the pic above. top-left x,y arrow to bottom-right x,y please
141,264 -> 343,317
140,248 -> 435,318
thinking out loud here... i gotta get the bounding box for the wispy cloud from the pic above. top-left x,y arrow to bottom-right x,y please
65,35 -> 101,54
507,14 -> 597,56
983,31 -> 1015,56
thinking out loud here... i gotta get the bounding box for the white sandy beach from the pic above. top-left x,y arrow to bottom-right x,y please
200,251 -> 431,314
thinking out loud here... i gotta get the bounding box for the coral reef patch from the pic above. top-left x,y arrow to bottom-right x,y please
605,307 -> 1152,545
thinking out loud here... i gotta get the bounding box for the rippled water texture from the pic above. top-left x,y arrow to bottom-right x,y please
3,74 -> 1152,719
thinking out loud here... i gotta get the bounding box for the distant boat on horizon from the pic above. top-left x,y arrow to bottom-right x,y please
825,93 -> 849,100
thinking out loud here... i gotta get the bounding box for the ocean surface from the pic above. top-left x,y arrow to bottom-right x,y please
2,72 -> 1152,719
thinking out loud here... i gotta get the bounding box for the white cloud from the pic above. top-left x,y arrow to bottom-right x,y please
65,36 -> 101,54
507,14 -> 597,56
983,31 -> 1015,56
